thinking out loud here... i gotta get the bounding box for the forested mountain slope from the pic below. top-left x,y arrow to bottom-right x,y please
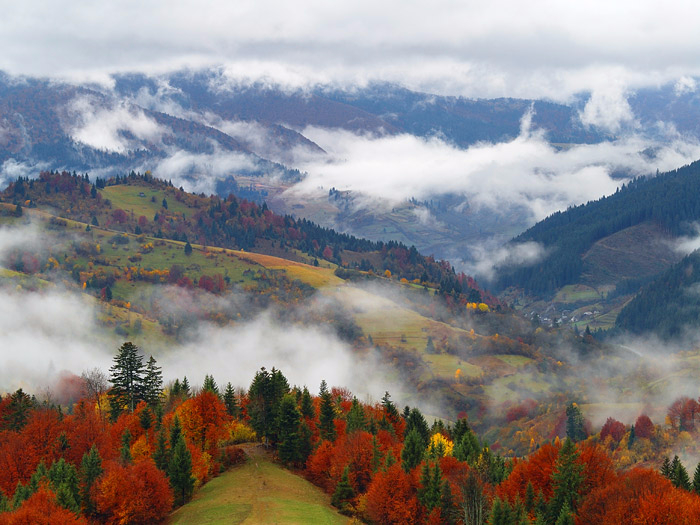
497,160 -> 700,296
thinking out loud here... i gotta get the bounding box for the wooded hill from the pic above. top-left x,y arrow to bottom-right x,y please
614,250 -> 700,339
2,170 -> 494,303
496,160 -> 700,296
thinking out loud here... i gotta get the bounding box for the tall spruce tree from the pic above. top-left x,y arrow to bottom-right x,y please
300,386 -> 314,419
693,463 -> 700,495
401,429 -> 425,473
153,429 -> 169,472
548,438 -> 584,522
108,342 -> 145,418
169,435 -> 195,506
248,367 -> 290,444
80,445 -> 102,517
346,397 -> 367,434
318,380 -> 337,442
223,382 -> 239,417
331,466 -> 355,512
565,403 -> 586,442
276,394 -> 302,466
143,355 -> 163,408
202,374 -> 220,397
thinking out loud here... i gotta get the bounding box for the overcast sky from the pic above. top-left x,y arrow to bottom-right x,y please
3,0 -> 700,99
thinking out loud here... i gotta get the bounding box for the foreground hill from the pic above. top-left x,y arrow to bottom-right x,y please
168,444 -> 348,525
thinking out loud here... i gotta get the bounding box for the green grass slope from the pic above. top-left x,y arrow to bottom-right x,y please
168,446 -> 350,525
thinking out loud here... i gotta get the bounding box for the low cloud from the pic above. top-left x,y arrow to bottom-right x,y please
0,159 -> 50,191
672,224 -> 700,255
579,82 -> 636,133
63,96 -> 168,153
161,313 -> 393,398
288,117 -> 700,225
145,149 -> 268,194
460,241 -> 548,282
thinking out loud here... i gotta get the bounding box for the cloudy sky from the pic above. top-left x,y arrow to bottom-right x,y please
3,0 -> 700,99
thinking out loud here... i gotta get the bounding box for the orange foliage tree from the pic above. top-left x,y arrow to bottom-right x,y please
94,459 -> 173,524
364,463 -> 419,525
0,487 -> 87,525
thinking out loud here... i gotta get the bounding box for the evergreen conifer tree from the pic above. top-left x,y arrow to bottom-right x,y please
693,462 -> 700,495
80,446 -> 102,516
153,429 -> 169,472
276,394 -> 302,465
143,355 -> 163,408
318,379 -> 337,442
346,397 -> 367,434
169,435 -> 195,506
108,342 -> 145,418
300,386 -> 314,419
401,429 -> 425,473
661,456 -> 672,478
120,428 -> 132,465
202,374 -> 219,397
331,466 -> 355,511
548,438 -> 584,522
223,382 -> 239,417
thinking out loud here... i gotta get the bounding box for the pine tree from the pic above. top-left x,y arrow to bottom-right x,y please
331,466 -> 355,511
170,415 -> 183,446
628,424 -> 635,449
120,428 -> 133,465
401,429 -> 425,473
143,355 -> 163,408
525,481 -> 536,513
181,376 -> 191,397
555,502 -> 575,525
661,456 -> 672,479
300,386 -> 314,419
490,498 -> 512,525
0,489 -> 8,513
202,374 -> 220,397
223,382 -> 239,417
548,438 -> 584,522
298,420 -> 313,466
404,408 -> 430,448
248,367 -> 290,444
48,459 -> 80,514
346,397 -> 367,434
318,380 -> 336,442
418,462 -> 443,512
109,341 -> 145,418
12,482 -> 31,510
672,456 -> 692,491
80,446 -> 102,516
693,463 -> 700,495
140,407 -> 153,434
153,429 -> 170,472
454,428 -> 480,464
371,435 -> 383,473
276,394 -> 302,466
440,479 -> 457,525
381,391 -> 400,422
169,435 -> 195,506
565,403 -> 585,442
184,241 -> 192,255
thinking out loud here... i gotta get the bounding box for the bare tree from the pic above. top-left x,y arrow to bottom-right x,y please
81,367 -> 109,420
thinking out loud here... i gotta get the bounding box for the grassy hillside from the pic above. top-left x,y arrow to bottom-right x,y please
168,445 -> 350,525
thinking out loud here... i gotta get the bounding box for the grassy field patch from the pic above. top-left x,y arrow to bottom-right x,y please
168,447 -> 349,525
